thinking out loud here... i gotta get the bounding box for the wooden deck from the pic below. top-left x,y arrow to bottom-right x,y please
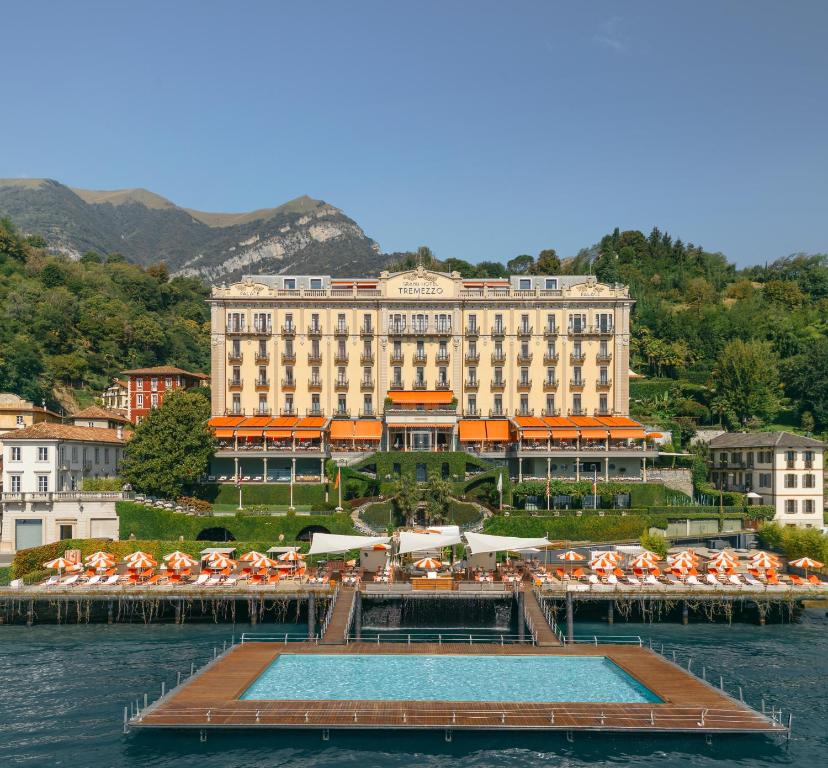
522,586 -> 561,645
129,642 -> 785,735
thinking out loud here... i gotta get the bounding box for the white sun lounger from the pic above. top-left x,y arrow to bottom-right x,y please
706,574 -> 720,587
626,575 -> 641,586
85,575 -> 102,586
588,574 -> 600,585
193,574 -> 209,586
745,575 -> 764,587
686,575 -> 702,586
728,575 -> 744,587
42,575 -> 60,586
205,576 -> 221,586
644,575 -> 660,586
223,576 -> 238,586
102,575 -> 120,586
606,574 -> 618,585
61,575 -> 79,586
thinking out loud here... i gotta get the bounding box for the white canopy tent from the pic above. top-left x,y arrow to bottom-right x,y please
398,530 -> 463,555
463,531 -> 550,555
308,533 -> 391,555
422,525 -> 461,537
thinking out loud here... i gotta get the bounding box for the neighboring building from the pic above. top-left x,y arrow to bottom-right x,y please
708,431 -> 825,528
206,268 -> 658,484
121,366 -> 207,422
0,422 -> 126,494
0,393 -> 61,437
102,378 -> 129,412
69,405 -> 130,431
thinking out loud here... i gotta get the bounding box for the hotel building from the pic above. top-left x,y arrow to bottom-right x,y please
122,365 -> 207,423
207,268 -> 657,484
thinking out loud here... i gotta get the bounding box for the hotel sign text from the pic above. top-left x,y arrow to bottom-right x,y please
397,279 -> 444,296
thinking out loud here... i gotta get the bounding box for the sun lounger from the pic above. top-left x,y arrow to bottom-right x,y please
745,575 -> 764,587
807,575 -> 823,586
705,574 -> 720,587
686,575 -> 702,586
728,575 -> 744,587
249,575 -> 263,586
644,575 -> 661,586
665,574 -> 681,585
606,574 -> 618,585
268,574 -> 280,585
42,575 -> 60,586
61,575 -> 79,586
587,574 -> 600,585
789,575 -> 806,586
193,574 -> 209,586
626,575 -> 641,586
205,576 -> 221,586
85,575 -> 102,586
223,576 -> 237,586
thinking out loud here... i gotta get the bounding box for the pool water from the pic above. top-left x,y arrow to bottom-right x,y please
240,653 -> 661,703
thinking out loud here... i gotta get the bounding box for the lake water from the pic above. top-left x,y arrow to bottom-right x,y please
1,609 -> 826,767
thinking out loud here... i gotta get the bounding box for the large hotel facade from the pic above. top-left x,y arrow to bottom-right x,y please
207,268 -> 657,483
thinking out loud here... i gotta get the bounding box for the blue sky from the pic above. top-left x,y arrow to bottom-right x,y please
1,0 -> 826,266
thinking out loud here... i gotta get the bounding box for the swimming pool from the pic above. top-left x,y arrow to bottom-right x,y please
240,654 -> 662,703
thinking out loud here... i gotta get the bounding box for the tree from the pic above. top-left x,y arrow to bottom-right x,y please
787,338 -> 828,429
712,340 -> 782,427
506,254 -> 534,274
121,389 -> 214,498
424,472 -> 452,525
391,475 -> 419,527
531,248 -> 561,274
640,529 -> 668,558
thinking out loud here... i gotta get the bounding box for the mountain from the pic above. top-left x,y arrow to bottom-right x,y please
0,178 -> 385,282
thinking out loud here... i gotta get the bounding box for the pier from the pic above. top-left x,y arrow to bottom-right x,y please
126,641 -> 788,737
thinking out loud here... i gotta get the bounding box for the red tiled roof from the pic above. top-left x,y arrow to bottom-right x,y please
71,406 -> 129,423
121,366 -> 207,379
3,422 -> 126,444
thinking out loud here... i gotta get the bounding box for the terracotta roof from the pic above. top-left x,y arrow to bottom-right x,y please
121,365 -> 207,379
70,405 -> 129,423
2,422 -> 126,444
709,431 -> 824,449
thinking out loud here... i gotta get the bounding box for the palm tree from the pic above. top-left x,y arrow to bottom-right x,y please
391,475 -> 419,527
424,473 -> 452,525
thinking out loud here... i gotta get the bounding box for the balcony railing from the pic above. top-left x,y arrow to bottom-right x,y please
435,380 -> 451,390
254,352 -> 269,363
306,407 -> 324,417
228,351 -> 243,363
543,325 -> 558,338
517,325 -> 532,337
517,379 -> 532,390
596,352 -> 613,363
254,406 -> 272,416
570,378 -> 586,388
596,378 -> 612,390
360,378 -> 374,390
515,407 -> 534,416
464,407 -> 481,417
465,378 -> 479,389
435,352 -> 450,363
334,352 -> 349,364
570,352 -> 586,364
517,352 -> 533,364
390,352 -> 404,364
226,323 -> 245,334
359,408 -> 376,418
412,380 -> 427,390
308,379 -> 322,390
307,352 -> 322,364
255,378 -> 271,389
490,326 -> 505,338
489,408 -> 506,417
594,408 -> 614,417
228,378 -> 243,390
465,351 -> 480,364
281,351 -> 296,364
360,324 -> 374,335
252,323 -> 272,335
568,408 -> 587,416
389,380 -> 404,390
491,352 -> 506,364
334,407 -> 351,417
280,407 -> 297,416
360,352 -> 375,364
542,378 -> 558,390
490,380 -> 506,391
413,352 -> 427,364
334,378 -> 349,391
542,408 -> 560,416
281,378 -> 296,389
543,352 -> 559,364
465,325 -> 479,337
334,324 -> 349,337
282,323 -> 296,336
307,324 -> 322,337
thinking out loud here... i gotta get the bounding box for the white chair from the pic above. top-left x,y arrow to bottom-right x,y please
606,574 -> 618,585
728,575 -> 744,587
588,574 -> 600,585
42,575 -> 59,587
102,575 -> 119,586
85,575 -> 102,586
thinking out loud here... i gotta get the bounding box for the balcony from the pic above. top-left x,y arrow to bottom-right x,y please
491,351 -> 506,364
465,378 -> 479,389
412,380 -> 428,390
594,324 -> 614,336
252,323 -> 272,335
307,352 -> 322,364
228,351 -> 243,363
517,325 -> 532,337
228,378 -> 243,390
490,380 -> 506,391
489,408 -> 506,417
464,407 -> 481,417
596,352 -> 613,363
334,378 -> 349,391
542,378 -> 558,391
226,323 -> 245,334
465,325 -> 480,337
359,408 -> 376,418
388,324 -> 407,336
515,407 -> 534,416
543,325 -> 558,338
594,408 -> 614,417
490,325 -> 505,338
435,351 -> 450,364
413,351 -> 427,364
390,352 -> 404,364
542,408 -> 561,416
543,352 -> 559,364
334,352 -> 349,364
389,380 -> 404,390
282,351 -> 296,364
282,323 -> 296,336
516,379 -> 532,391
517,352 -> 533,364
435,324 -> 452,336
307,324 -> 322,337
569,378 -> 586,389
596,378 -> 612,390
334,407 -> 351,418
464,351 -> 480,364
360,324 -> 374,336
567,325 -> 586,336
360,378 -> 374,390
570,352 -> 586,364
435,380 -> 451,390
254,351 -> 269,363
306,407 -> 324,417
308,378 -> 323,391
334,324 -> 349,337
255,378 -> 271,391
281,378 -> 296,390
254,406 -> 272,416
280,407 -> 297,416
568,408 -> 587,416
360,352 -> 375,364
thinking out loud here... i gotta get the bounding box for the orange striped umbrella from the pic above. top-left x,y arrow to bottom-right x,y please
788,556 -> 823,578
163,550 -> 193,562
206,554 -> 236,570
239,550 -> 268,562
589,552 -> 619,571
707,550 -> 739,572
629,552 -> 661,571
126,552 -> 157,569
413,557 -> 442,570
250,555 -> 279,569
278,550 -> 305,562
124,551 -> 154,563
750,552 -> 781,570
166,553 -> 196,570
558,550 -> 585,561
44,557 -> 74,571
85,551 -> 115,569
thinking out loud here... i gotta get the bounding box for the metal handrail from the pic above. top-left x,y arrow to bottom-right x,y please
319,586 -> 339,638
346,633 -> 536,645
240,633 -> 316,643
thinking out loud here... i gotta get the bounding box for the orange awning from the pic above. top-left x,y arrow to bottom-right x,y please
297,416 -> 326,428
239,416 -> 272,427
295,430 -> 321,439
214,428 -> 235,438
269,416 -> 298,427
551,429 -> 578,439
485,420 -> 511,440
543,416 -> 577,428
598,416 -> 641,427
580,429 -> 608,439
236,429 -> 263,438
329,421 -> 355,439
458,420 -> 486,441
522,429 -> 549,440
568,416 -> 603,427
610,428 -> 646,439
353,420 -> 382,439
208,416 -> 245,427
514,415 -> 546,428
265,429 -> 292,438
389,423 -> 454,429
647,432 -> 664,439
388,391 -> 453,405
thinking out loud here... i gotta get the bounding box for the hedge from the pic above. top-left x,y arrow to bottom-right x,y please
360,501 -> 398,529
194,483 -> 330,507
116,502 -> 355,541
484,514 -> 658,542
510,481 -> 686,509
695,482 -> 745,506
446,500 -> 483,526
355,451 -> 490,483
498,507 -> 743,523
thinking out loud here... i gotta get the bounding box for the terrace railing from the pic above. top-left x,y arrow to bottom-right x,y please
346,632 -> 536,645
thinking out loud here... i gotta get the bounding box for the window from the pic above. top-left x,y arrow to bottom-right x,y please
337,395 -> 347,414
786,450 -> 796,468
59,524 -> 73,541
393,367 -> 402,386
804,450 -> 814,468
37,447 -> 48,462
467,395 -> 477,414
104,448 -> 110,464
519,394 -> 529,414
784,474 -> 797,488
804,500 -> 815,514
546,395 -> 555,414
284,395 -> 294,414
71,446 -> 78,462
519,278 -> 531,290
363,395 -> 373,415
258,366 -> 268,385
599,366 -> 608,385
804,474 -> 816,488
494,367 -> 503,385
253,312 -> 271,332
493,395 -> 503,415
135,377 -> 144,389
599,394 -> 608,413
231,394 -> 241,414
759,473 -> 771,488
415,367 -> 425,385
151,377 -> 158,391
362,366 -> 371,384
37,475 -> 49,493
468,314 -> 477,331
337,366 -> 347,385
573,366 -> 583,384
441,462 -> 450,479
572,394 -> 582,414
94,447 -> 100,463
310,278 -> 322,290
284,313 -> 294,331
416,463 -> 427,482
16,414 -> 24,425
311,394 -> 321,413
165,376 -> 173,388
494,314 -> 503,333
599,340 -> 608,358
337,313 -> 346,332
520,341 -> 529,357
596,313 -> 613,332
362,313 -> 372,332
545,278 -> 558,290
258,394 -> 268,413
227,313 -> 245,333
520,367 -> 529,385
9,475 -> 21,493
283,278 -> 296,290
310,366 -> 320,385
468,367 -> 477,384
10,446 -> 21,462
570,313 -> 586,332
151,393 -> 159,408
546,367 -> 555,384
438,367 -> 447,384
136,393 -> 144,408
392,463 -> 401,478
785,499 -> 797,515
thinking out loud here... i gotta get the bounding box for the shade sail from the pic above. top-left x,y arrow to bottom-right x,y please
521,429 -> 549,440
463,531 -> 550,555
236,429 -> 263,438
329,420 -> 354,439
353,420 -> 382,439
398,530 -> 462,555
458,420 -> 486,441
485,420 -> 510,440
214,428 -> 235,438
610,428 -> 646,439
308,533 -> 391,555
388,391 -> 453,404
579,429 -> 608,439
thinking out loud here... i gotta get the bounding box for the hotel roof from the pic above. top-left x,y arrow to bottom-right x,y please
709,431 -> 824,449
121,365 -> 207,378
2,422 -> 126,444
70,405 -> 129,423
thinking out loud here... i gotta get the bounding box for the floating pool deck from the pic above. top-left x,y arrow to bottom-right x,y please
128,642 -> 786,736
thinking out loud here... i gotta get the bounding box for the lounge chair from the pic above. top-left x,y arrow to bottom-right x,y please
789,575 -> 806,586
767,573 -> 781,585
249,575 -> 263,586
85,575 -> 102,586
61,575 -> 79,586
728,575 -> 744,587
588,574 -> 600,585
205,576 -> 221,586
686,575 -> 702,586
193,574 -> 209,586
665,574 -> 681,585
606,574 -> 618,585
807,575 -> 823,586
745,575 -> 764,587
644,575 -> 661,586
268,574 -> 280,585
705,574 -> 720,587
626,575 -> 641,586
42,575 -> 60,586
101,575 -> 119,586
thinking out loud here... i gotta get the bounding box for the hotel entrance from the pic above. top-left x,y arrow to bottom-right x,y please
388,426 -> 454,452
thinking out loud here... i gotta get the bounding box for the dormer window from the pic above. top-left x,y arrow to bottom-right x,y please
519,278 -> 531,290
283,278 -> 296,290
545,278 -> 558,290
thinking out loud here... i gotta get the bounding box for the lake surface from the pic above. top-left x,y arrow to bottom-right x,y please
0,610 -> 826,767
